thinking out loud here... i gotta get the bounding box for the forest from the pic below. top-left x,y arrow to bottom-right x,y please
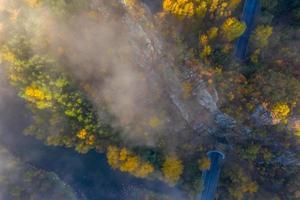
0,0 -> 299,199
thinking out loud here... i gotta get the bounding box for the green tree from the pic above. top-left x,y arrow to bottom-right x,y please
2,35 -> 114,153
251,25 -> 273,48
224,165 -> 258,200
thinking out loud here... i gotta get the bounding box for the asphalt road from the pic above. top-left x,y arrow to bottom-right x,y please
199,151 -> 225,200
235,0 -> 260,60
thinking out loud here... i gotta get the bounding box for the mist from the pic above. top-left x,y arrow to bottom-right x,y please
10,0 -> 190,148
0,0 -> 189,199
0,0 -> 299,199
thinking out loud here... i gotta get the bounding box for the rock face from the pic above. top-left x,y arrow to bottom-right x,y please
214,111 -> 236,129
92,0 -> 300,149
273,152 -> 300,166
195,82 -> 219,113
90,1 -> 212,136
118,0 -> 236,136
288,116 -> 300,133
251,106 -> 275,126
251,105 -> 290,126
102,0 -> 300,168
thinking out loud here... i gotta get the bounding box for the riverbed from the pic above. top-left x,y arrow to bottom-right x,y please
0,80 -> 177,200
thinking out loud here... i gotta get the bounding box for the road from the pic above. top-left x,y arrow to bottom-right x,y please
235,0 -> 260,60
198,151 -> 225,200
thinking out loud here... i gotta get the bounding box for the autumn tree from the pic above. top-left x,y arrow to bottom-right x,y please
162,156 -> 184,185
223,165 -> 258,200
198,156 -> 211,171
251,70 -> 300,112
238,144 -> 260,161
25,0 -> 41,8
251,25 -> 273,48
162,0 -> 245,63
106,146 -> 154,178
163,0 -> 204,19
221,17 -> 246,41
1,35 -> 114,153
163,0 -> 242,20
271,102 -> 291,122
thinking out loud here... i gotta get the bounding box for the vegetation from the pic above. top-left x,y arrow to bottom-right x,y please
2,39 -> 115,153
198,156 -> 211,171
106,145 -> 154,178
162,156 -> 184,185
0,0 -> 299,199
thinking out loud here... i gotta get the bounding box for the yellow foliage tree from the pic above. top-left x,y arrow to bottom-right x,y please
210,0 -> 219,13
124,0 -> 138,7
77,129 -> 88,140
120,156 -> 139,173
9,9 -> 20,22
199,34 -> 209,46
25,86 -> 46,100
252,25 -> 273,48
106,146 -> 154,178
23,85 -> 53,109
163,0 -> 241,19
182,82 -> 193,99
162,156 -> 184,185
162,0 -> 243,62
25,0 -> 40,8
86,135 -> 95,145
163,0 -> 207,19
149,116 -> 162,128
229,181 -> 258,200
119,148 -> 128,161
271,102 -> 290,121
228,0 -> 241,10
226,165 -> 258,200
133,163 -> 154,178
207,27 -> 219,39
107,146 -> 120,169
198,156 -> 211,171
2,51 -> 16,64
221,17 -> 246,41
200,45 -> 212,58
